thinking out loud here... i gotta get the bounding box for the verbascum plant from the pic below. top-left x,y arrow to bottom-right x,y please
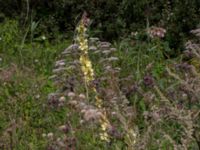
49,12 -> 138,149
76,13 -> 110,142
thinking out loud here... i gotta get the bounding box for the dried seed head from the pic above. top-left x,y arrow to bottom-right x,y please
58,125 -> 69,133
48,93 -> 59,107
108,126 -> 123,139
143,75 -> 154,87
67,92 -> 75,98
79,93 -> 86,100
148,26 -> 166,38
83,108 -> 102,121
68,100 -> 78,106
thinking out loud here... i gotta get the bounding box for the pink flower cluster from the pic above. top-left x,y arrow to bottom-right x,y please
148,27 -> 166,38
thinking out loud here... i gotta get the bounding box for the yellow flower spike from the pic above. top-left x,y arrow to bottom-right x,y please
95,95 -> 103,108
76,14 -> 110,142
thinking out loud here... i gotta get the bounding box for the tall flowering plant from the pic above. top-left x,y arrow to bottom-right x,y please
76,12 -> 111,141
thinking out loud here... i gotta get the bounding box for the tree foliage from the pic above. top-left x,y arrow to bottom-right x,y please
0,0 -> 200,49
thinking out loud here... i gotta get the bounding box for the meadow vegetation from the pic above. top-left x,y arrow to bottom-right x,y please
1,1 -> 200,150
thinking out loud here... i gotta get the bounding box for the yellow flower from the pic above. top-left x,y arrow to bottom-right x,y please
76,23 -> 86,33
101,122 -> 108,131
100,132 -> 109,141
85,60 -> 92,68
80,43 -> 88,51
76,16 -> 111,142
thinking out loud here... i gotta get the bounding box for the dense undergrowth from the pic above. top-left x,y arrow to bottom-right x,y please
0,19 -> 71,149
1,15 -> 200,150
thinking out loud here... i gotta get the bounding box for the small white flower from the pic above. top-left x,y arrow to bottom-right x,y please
42,133 -> 46,137
79,93 -> 86,100
35,94 -> 40,99
59,96 -> 66,103
41,35 -> 46,40
47,132 -> 54,138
